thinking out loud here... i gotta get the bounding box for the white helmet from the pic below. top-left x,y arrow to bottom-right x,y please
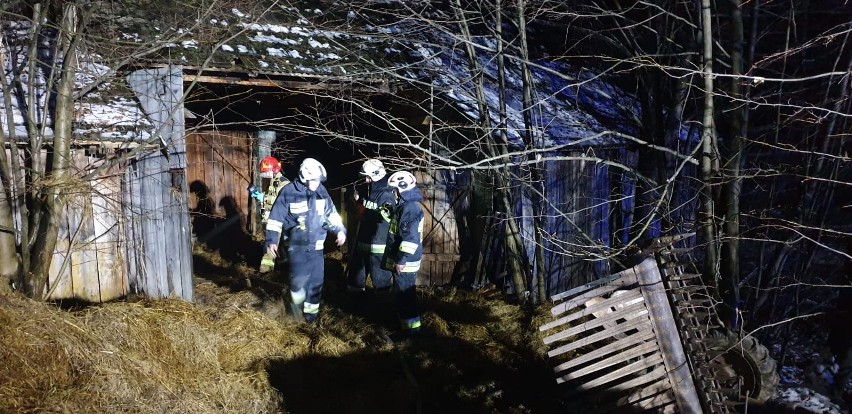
387,171 -> 416,192
299,158 -> 327,183
359,159 -> 386,181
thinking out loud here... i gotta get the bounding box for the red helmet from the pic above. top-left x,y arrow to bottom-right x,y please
259,156 -> 281,178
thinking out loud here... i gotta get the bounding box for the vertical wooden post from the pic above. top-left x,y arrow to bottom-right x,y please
251,131 -> 275,234
635,257 -> 703,413
127,66 -> 192,301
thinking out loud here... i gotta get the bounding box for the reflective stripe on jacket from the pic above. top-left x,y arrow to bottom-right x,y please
261,173 -> 290,223
384,188 -> 424,272
265,179 -> 345,251
356,175 -> 396,250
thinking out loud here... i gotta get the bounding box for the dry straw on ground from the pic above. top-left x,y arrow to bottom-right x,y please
0,292 -> 296,413
0,261 -> 558,414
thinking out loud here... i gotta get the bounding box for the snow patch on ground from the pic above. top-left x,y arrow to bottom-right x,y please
776,387 -> 848,414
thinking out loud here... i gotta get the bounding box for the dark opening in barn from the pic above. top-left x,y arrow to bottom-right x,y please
181,71 -> 461,287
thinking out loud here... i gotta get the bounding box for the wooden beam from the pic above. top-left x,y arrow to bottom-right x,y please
183,74 -> 390,93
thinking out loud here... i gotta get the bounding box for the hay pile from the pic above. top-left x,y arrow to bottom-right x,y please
0,291 -> 297,413
0,263 -> 561,414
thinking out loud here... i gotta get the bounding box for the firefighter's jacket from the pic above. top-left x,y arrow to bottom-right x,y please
384,188 -> 424,273
265,179 -> 346,252
355,175 -> 396,254
261,172 -> 290,223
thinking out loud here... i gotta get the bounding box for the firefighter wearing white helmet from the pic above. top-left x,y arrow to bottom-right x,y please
383,170 -> 424,336
346,159 -> 396,293
265,157 -> 346,323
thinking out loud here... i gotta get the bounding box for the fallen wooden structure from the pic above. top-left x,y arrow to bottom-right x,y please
539,233 -> 778,413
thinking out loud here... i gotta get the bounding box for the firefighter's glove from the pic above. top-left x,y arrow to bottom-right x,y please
249,185 -> 264,202
379,204 -> 393,223
267,244 -> 278,258
394,263 -> 405,275
259,254 -> 276,273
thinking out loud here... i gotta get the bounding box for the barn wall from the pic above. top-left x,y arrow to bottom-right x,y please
507,153 -> 616,297
127,66 -> 193,300
416,170 -> 462,286
37,140 -> 194,303
9,148 -> 130,302
185,130 -> 253,239
539,156 -> 598,294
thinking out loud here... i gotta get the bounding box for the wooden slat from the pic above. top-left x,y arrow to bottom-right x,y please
544,302 -> 649,345
549,277 -> 638,316
123,165 -> 142,293
93,168 -> 128,301
551,330 -> 656,373
540,289 -> 644,331
634,257 -> 703,413
546,315 -> 651,355
556,339 -> 659,380
567,354 -> 665,389
551,267 -> 637,302
588,365 -> 669,399
75,192 -> 100,301
47,200 -> 73,299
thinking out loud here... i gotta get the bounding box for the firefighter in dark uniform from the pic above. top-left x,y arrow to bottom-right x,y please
251,156 -> 290,273
347,159 -> 396,293
265,158 -> 346,323
383,171 -> 424,336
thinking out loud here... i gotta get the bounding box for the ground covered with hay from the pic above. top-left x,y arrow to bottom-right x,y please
0,247 -> 560,414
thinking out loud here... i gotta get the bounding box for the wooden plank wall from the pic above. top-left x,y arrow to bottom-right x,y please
44,149 -> 128,302
541,156 -> 596,295
127,66 -> 193,301
416,171 -> 461,286
185,131 -> 253,233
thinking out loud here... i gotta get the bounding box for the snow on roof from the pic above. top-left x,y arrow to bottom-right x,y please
3,2 -> 640,149
125,2 -> 635,150
405,34 -> 633,148
115,5 -> 396,78
1,20 -> 152,143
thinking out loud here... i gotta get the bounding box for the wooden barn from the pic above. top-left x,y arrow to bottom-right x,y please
1,60 -> 194,302
2,2 -> 651,303
127,4 -> 634,295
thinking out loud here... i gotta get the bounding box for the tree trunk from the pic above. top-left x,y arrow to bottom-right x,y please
719,0 -> 746,315
514,0 -> 548,304
0,34 -> 22,290
27,3 -> 78,300
699,0 -> 720,289
451,0 -> 530,302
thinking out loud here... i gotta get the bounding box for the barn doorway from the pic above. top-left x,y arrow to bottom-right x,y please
182,76 -> 462,286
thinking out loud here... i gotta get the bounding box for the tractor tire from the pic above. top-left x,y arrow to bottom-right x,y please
703,330 -> 780,404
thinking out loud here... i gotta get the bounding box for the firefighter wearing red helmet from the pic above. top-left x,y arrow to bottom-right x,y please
253,156 -> 290,273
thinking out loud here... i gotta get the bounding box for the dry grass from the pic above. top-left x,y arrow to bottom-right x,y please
0,248 -> 562,414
